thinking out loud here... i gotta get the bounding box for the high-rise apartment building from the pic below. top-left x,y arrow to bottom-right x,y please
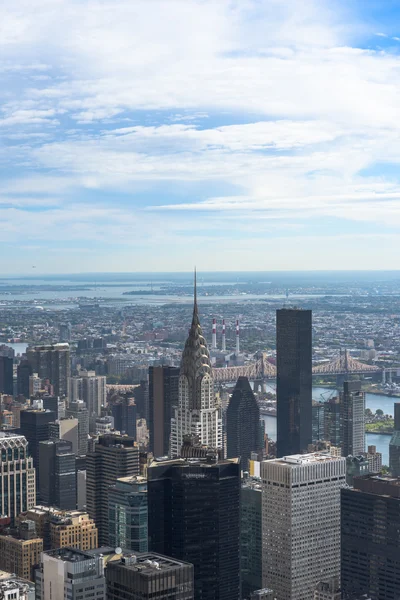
0,356 -> 14,395
312,401 -> 325,443
66,400 -> 89,456
112,397 -> 137,440
226,376 -> 261,469
38,439 -> 76,510
148,366 -> 179,457
108,476 -> 148,552
170,277 -> 222,457
26,344 -> 70,397
106,553 -> 194,600
341,474 -> 400,600
148,453 -> 241,600
35,547 -> 106,600
0,433 -> 36,522
241,477 -> 262,599
0,535 -> 43,581
69,371 -> 106,432
340,381 -> 365,457
19,409 -> 55,485
389,402 -> 400,476
49,417 -> 79,454
49,511 -> 98,551
86,434 -> 140,545
276,309 -> 312,458
262,453 -> 346,600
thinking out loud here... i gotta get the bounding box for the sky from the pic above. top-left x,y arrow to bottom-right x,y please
2,0 -> 400,273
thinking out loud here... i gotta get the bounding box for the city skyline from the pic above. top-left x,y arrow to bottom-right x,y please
2,1 -> 400,272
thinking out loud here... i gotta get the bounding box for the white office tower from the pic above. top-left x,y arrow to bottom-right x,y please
170,274 -> 222,458
35,547 -> 106,600
262,453 -> 346,600
0,433 -> 36,521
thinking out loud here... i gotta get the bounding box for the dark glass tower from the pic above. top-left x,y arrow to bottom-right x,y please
38,439 -> 76,509
19,408 -> 55,489
389,402 -> 400,477
17,360 -> 32,398
226,376 -> 260,468
341,474 -> 400,600
0,356 -> 13,395
148,454 -> 240,600
148,366 -> 179,457
276,308 -> 312,458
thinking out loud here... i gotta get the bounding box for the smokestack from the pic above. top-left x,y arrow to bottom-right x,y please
236,319 -> 240,355
222,319 -> 226,352
212,318 -> 217,350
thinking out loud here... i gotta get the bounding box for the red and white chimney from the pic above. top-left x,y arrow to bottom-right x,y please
221,319 -> 226,352
236,319 -> 240,355
212,318 -> 217,349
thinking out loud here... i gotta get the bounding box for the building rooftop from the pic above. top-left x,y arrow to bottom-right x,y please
112,552 -> 192,574
353,474 -> 400,498
46,547 -> 95,562
149,456 -> 239,468
269,452 -> 344,466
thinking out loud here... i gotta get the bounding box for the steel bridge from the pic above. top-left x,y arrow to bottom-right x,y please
212,349 -> 381,384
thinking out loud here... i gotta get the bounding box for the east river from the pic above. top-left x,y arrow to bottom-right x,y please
261,385 -> 397,465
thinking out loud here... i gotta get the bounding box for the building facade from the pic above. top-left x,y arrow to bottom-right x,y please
86,434 -> 140,545
340,381 -> 365,457
262,453 -> 346,600
26,344 -> 70,397
226,376 -> 261,469
106,553 -> 194,600
68,371 -> 106,433
112,398 -> 137,440
149,365 -> 179,457
0,356 -> 14,395
0,536 -> 43,581
49,511 -> 98,551
341,475 -> 400,600
38,439 -> 76,510
35,547 -> 106,600
389,402 -> 400,477
0,433 -> 36,522
241,477 -> 262,599
19,409 -> 55,488
170,278 -> 222,458
66,400 -> 89,456
148,454 -> 240,600
108,476 -> 148,552
276,309 -> 312,458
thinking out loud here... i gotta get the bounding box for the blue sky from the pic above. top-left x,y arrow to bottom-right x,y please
2,0 -> 400,273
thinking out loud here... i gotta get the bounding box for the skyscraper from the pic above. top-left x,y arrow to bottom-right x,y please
389,402 -> 400,476
108,476 -> 148,552
38,439 -> 76,510
86,434 -> 140,545
112,397 -> 137,440
262,453 -> 346,600
148,365 -> 179,457
0,433 -> 36,522
106,553 -> 194,600
324,396 -> 341,446
49,417 -> 79,454
66,400 -> 89,456
35,547 -> 106,600
226,376 -> 260,469
340,381 -> 365,457
19,409 -> 55,488
311,400 -> 325,443
17,360 -> 32,398
276,309 -> 312,458
341,474 -> 400,600
69,370 -> 106,432
26,344 -> 70,397
0,356 -> 14,395
170,274 -> 222,458
241,477 -> 262,599
148,452 -> 241,600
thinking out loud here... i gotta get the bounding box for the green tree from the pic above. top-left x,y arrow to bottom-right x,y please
375,409 -> 384,417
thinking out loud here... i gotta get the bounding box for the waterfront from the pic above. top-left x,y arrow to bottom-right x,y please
261,385 -> 396,465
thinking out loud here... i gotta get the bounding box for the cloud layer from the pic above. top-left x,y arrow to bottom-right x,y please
1,0 -> 400,272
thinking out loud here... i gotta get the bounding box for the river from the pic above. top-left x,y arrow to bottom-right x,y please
260,385 -> 396,465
